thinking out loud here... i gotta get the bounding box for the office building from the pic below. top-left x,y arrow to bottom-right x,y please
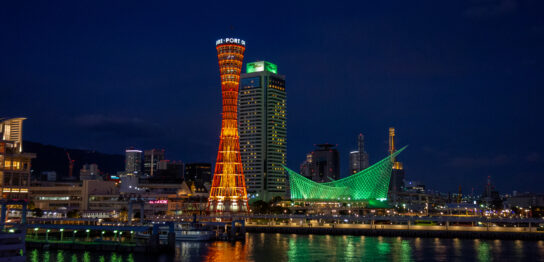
41,171 -> 57,182
142,160 -> 185,184
0,117 -> 35,200
349,133 -> 369,174
125,148 -> 142,175
388,127 -> 405,199
144,149 -> 165,176
239,61 -> 287,201
80,164 -> 100,180
185,163 -> 212,184
300,144 -> 340,183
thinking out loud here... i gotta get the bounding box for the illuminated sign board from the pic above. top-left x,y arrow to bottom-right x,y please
246,61 -> 278,74
216,38 -> 246,46
148,200 -> 168,204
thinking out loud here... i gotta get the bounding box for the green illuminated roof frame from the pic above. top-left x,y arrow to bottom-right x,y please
284,146 -> 407,201
246,61 -> 278,74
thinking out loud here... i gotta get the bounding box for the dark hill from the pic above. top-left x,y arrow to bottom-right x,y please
23,141 -> 124,180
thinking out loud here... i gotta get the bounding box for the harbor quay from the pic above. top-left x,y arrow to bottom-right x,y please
18,214 -> 544,243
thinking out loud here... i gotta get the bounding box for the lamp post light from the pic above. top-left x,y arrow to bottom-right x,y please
60,228 -> 64,241
101,230 -> 105,240
86,229 -> 90,241
130,230 -> 134,241
46,229 -> 50,241
113,230 -> 118,241
34,227 -> 39,239
73,230 -> 78,242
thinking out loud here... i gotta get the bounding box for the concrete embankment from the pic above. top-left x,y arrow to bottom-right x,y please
245,225 -> 544,240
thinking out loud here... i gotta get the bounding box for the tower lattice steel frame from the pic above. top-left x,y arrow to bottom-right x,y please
208,38 -> 249,213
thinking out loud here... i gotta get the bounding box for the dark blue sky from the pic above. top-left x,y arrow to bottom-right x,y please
1,0 -> 543,193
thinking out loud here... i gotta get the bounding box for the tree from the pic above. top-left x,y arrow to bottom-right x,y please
251,200 -> 270,214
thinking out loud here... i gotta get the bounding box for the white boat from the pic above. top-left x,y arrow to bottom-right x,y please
136,223 -> 215,241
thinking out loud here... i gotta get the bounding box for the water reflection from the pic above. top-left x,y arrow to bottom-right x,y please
475,240 -> 491,262
26,234 -> 544,261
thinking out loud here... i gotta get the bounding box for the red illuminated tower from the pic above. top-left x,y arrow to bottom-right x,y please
208,38 -> 249,213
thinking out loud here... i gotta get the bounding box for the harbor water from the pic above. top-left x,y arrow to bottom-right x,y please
27,233 -> 544,261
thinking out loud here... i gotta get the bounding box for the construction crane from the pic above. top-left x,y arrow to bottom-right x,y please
66,152 -> 75,178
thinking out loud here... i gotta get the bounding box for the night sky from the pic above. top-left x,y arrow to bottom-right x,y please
1,1 -> 543,194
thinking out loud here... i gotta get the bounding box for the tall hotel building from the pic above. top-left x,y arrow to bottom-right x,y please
239,61 -> 287,201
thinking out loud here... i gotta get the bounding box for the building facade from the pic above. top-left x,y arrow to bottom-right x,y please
0,117 -> 35,200
144,149 -> 165,176
239,61 -> 287,201
388,127 -> 405,202
349,133 -> 369,175
80,164 -> 100,180
184,163 -> 212,184
125,149 -> 142,176
300,144 -> 340,182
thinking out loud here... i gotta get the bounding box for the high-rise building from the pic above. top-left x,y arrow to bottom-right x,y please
144,149 -> 165,176
125,148 -> 142,176
80,163 -> 100,180
388,127 -> 405,195
300,144 -> 340,183
349,133 -> 369,174
0,117 -> 36,200
239,61 -> 287,201
185,163 -> 212,184
208,37 -> 249,213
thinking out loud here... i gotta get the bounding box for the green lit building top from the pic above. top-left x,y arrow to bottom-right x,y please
246,61 -> 278,74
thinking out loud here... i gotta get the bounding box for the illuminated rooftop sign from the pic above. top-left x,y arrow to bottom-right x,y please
216,38 -> 246,46
246,61 -> 278,74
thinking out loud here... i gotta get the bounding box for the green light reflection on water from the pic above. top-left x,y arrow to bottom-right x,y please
377,242 -> 391,255
83,251 -> 91,262
476,240 -> 491,262
344,236 -> 355,260
71,254 -> 77,262
44,251 -> 50,261
400,240 -> 413,262
57,250 -> 64,262
128,253 -> 135,262
29,249 -> 38,262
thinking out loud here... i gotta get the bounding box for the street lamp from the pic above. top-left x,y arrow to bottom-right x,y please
86,229 -> 90,240
60,228 -> 64,241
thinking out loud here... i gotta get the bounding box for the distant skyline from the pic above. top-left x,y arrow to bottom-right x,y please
1,1 -> 543,193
